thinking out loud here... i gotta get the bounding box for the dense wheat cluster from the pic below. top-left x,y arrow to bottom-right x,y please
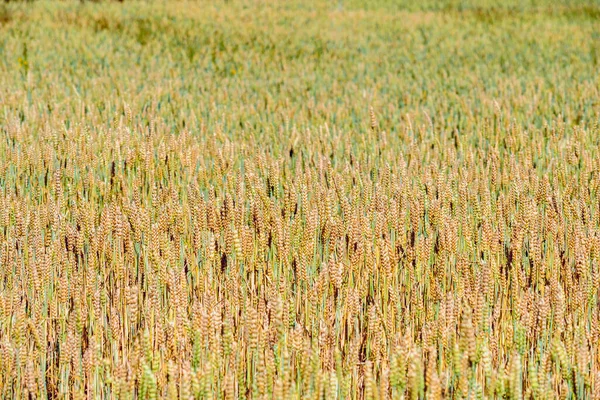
1,1 -> 600,399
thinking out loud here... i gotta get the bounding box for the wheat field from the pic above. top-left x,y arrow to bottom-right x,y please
1,1 -> 600,399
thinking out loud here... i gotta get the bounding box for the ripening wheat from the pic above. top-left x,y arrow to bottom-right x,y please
1,1 -> 600,399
